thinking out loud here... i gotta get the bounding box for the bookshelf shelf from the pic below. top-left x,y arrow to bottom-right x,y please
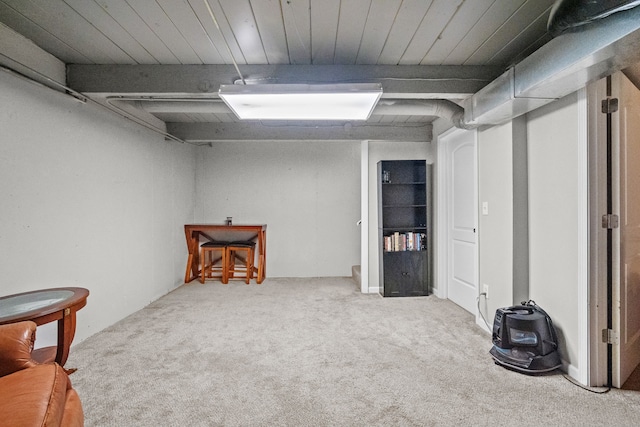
377,160 -> 432,297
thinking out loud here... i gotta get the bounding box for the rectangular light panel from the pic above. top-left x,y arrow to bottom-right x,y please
218,83 -> 383,120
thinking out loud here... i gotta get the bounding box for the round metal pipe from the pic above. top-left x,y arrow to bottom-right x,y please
133,98 -> 475,128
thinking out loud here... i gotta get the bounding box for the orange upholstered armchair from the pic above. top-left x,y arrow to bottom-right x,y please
0,321 -> 84,427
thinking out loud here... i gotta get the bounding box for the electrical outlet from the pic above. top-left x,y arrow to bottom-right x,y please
482,284 -> 489,299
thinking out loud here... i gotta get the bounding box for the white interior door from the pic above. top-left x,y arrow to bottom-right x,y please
613,71 -> 640,387
441,129 -> 478,314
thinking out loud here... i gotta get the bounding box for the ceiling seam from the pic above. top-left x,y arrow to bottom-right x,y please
374,0 -> 404,65
1,1 -> 93,64
123,0 -> 180,64
419,0 -> 466,65
485,6 -> 552,66
186,0 -> 226,64
246,0 -> 269,64
395,0 -> 436,66
61,0 -> 137,64
331,0 -> 341,64
440,0 -> 500,66
156,0 -> 205,64
90,0 -> 161,64
203,0 -> 245,82
278,0 -> 293,65
353,0 -> 374,65
460,0 -> 529,67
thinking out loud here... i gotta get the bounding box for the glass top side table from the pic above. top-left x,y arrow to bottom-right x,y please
0,287 -> 89,368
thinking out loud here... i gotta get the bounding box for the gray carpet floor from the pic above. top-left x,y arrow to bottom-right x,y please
67,277 -> 640,426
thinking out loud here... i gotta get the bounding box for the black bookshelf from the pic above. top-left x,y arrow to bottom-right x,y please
378,160 -> 432,297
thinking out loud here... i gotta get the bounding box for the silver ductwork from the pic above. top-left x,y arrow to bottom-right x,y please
133,98 -> 473,128
547,0 -> 640,36
133,100 -> 230,114
375,99 -> 472,130
462,4 -> 640,127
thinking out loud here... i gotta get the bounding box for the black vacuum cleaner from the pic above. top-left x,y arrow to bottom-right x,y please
489,300 -> 562,374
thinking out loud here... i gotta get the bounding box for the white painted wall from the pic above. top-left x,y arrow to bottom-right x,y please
477,122 -> 515,321
459,91 -> 586,377
527,92 -> 583,372
0,70 -> 196,346
366,141 -> 433,293
475,116 -> 529,326
194,140 -> 361,277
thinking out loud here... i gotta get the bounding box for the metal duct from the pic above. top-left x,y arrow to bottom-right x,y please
134,98 -> 474,129
375,99 -> 472,129
463,5 -> 640,127
134,100 -> 230,114
548,0 -> 640,36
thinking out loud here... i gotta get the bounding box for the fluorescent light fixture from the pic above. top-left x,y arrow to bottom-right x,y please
218,83 -> 383,120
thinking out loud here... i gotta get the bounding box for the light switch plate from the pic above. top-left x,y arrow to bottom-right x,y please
482,202 -> 489,216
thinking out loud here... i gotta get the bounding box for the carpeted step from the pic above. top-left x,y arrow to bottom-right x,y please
351,265 -> 361,286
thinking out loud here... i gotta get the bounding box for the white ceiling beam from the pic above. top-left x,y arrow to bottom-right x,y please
67,64 -> 503,99
166,121 -> 432,143
0,22 -> 65,87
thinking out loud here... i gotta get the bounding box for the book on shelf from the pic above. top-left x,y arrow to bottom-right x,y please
383,231 -> 426,252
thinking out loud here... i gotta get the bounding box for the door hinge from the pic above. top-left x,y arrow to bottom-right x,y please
602,214 -> 619,229
602,98 -> 619,114
602,328 -> 619,345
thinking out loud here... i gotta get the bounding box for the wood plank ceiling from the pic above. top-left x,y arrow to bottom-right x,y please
0,0 -> 557,140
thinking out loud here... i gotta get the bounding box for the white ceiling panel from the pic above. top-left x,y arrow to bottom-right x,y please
62,0 -> 155,63
126,0 -> 202,64
281,0 -> 311,64
155,0 -> 224,64
0,2 -> 91,63
422,0 -> 496,65
0,0 -> 561,67
94,0 -> 181,63
310,0 -> 340,64
218,0 -> 268,64
250,0 -> 289,64
466,0 -> 554,65
334,0 -> 370,65
1,0 -> 125,63
356,0 -> 403,64
485,8 -> 551,66
5,0 -> 135,63
441,0 -> 527,65
377,0 -> 435,65
186,0 -> 236,64
398,0 -> 464,65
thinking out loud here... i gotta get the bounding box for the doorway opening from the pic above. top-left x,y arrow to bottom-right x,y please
590,72 -> 640,388
436,127 -> 479,318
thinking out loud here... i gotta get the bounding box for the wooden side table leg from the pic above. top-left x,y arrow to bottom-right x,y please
56,308 -> 76,368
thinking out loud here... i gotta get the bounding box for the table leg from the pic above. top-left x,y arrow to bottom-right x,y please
184,253 -> 194,283
257,229 -> 266,284
184,231 -> 201,283
55,308 -> 76,367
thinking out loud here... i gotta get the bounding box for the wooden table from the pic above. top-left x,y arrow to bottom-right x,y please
0,287 -> 89,367
184,224 -> 267,284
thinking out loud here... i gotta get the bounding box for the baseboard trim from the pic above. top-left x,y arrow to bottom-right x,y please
564,360 -> 584,384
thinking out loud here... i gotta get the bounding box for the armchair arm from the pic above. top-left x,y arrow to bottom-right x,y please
0,321 -> 39,377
